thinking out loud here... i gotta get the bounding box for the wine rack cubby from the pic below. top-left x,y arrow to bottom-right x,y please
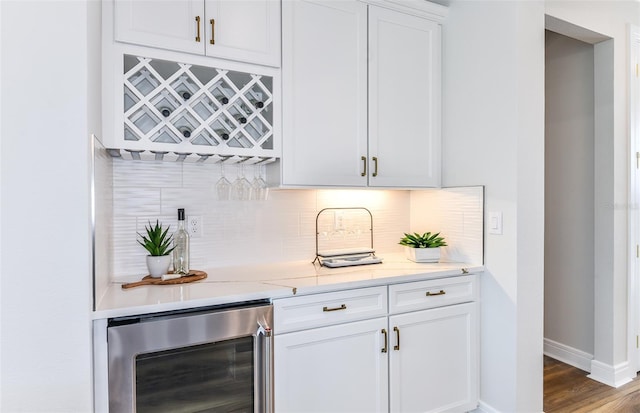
113,54 -> 276,163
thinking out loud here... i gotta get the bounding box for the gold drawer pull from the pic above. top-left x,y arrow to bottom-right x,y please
381,329 -> 388,353
426,289 -> 446,297
323,304 -> 347,312
210,18 -> 215,45
372,156 -> 378,177
361,156 -> 367,177
195,16 -> 201,42
393,326 -> 400,351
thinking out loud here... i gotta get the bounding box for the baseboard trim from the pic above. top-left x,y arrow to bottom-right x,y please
543,338 -> 593,372
588,359 -> 634,388
472,400 -> 500,413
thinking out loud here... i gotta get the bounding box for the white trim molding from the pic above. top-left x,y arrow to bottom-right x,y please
543,338 -> 635,388
543,338 -> 593,373
588,359 -> 634,388
628,22 -> 640,378
472,400 -> 501,413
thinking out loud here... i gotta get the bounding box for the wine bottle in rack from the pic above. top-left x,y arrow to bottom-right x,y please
249,99 -> 264,108
213,90 -> 229,105
235,116 -> 247,124
179,127 -> 192,138
214,129 -> 230,140
160,107 -> 172,117
235,103 -> 248,115
173,208 -> 190,275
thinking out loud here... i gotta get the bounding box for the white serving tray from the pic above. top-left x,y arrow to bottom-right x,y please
317,247 -> 375,258
320,254 -> 383,268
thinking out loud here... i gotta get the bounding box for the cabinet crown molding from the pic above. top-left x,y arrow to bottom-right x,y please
360,0 -> 449,22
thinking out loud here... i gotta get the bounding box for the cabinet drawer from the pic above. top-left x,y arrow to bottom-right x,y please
273,286 -> 388,333
389,275 -> 476,314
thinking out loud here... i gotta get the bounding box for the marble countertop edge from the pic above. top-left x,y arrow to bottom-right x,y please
93,254 -> 483,320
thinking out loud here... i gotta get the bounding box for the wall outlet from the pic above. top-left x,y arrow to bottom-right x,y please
187,216 -> 202,238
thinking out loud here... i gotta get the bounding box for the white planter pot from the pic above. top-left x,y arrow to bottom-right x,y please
146,255 -> 171,277
404,246 -> 440,263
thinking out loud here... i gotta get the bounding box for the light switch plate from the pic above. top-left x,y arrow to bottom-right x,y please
489,211 -> 503,235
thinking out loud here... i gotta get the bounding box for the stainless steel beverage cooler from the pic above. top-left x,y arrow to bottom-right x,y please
107,301 -> 273,413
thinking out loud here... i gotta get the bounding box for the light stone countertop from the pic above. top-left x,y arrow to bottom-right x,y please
93,253 -> 483,319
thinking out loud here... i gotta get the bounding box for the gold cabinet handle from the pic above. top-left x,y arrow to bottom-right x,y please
323,304 -> 347,312
372,156 -> 378,177
195,16 -> 201,42
210,18 -> 215,45
361,156 -> 367,177
426,289 -> 446,296
393,326 -> 400,351
381,329 -> 388,353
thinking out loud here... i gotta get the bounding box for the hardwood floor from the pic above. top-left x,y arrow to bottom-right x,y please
544,356 -> 640,412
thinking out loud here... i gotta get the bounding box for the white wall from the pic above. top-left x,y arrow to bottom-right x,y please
0,1 -> 99,411
444,0 -> 638,408
0,0 -> 4,405
443,1 -> 545,411
544,30 -> 595,358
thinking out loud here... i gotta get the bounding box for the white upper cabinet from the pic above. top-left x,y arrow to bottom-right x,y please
281,0 -> 445,188
114,0 -> 281,67
114,0 -> 204,55
204,0 -> 280,67
281,0 -> 368,186
368,6 -> 441,188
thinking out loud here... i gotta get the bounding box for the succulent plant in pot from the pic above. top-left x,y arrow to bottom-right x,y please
137,220 -> 175,277
399,232 -> 447,263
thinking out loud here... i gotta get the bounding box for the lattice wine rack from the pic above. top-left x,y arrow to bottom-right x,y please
108,54 -> 276,164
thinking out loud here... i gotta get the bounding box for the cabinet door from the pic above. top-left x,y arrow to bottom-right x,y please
281,0 -> 368,186
274,317 -> 388,413
389,303 -> 478,413
114,0 -> 204,55
368,6 -> 441,188
204,0 -> 280,67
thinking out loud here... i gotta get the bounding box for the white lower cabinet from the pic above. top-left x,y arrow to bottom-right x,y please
273,276 -> 478,413
389,303 -> 478,413
274,317 -> 389,412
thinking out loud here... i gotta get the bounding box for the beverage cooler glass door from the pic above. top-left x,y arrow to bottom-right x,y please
107,302 -> 273,413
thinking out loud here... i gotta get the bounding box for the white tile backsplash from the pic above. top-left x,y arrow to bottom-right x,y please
112,158 -> 183,188
410,187 -> 484,265
105,159 -> 484,279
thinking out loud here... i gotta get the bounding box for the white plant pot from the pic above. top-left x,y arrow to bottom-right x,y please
404,246 -> 440,263
146,255 -> 171,277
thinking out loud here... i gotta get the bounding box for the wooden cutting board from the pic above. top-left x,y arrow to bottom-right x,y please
121,270 -> 207,289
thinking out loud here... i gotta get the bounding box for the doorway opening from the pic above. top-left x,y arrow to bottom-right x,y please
544,27 -> 595,372
544,15 -> 622,386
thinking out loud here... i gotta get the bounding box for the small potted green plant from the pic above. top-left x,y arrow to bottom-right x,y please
399,232 -> 447,263
138,220 -> 175,277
